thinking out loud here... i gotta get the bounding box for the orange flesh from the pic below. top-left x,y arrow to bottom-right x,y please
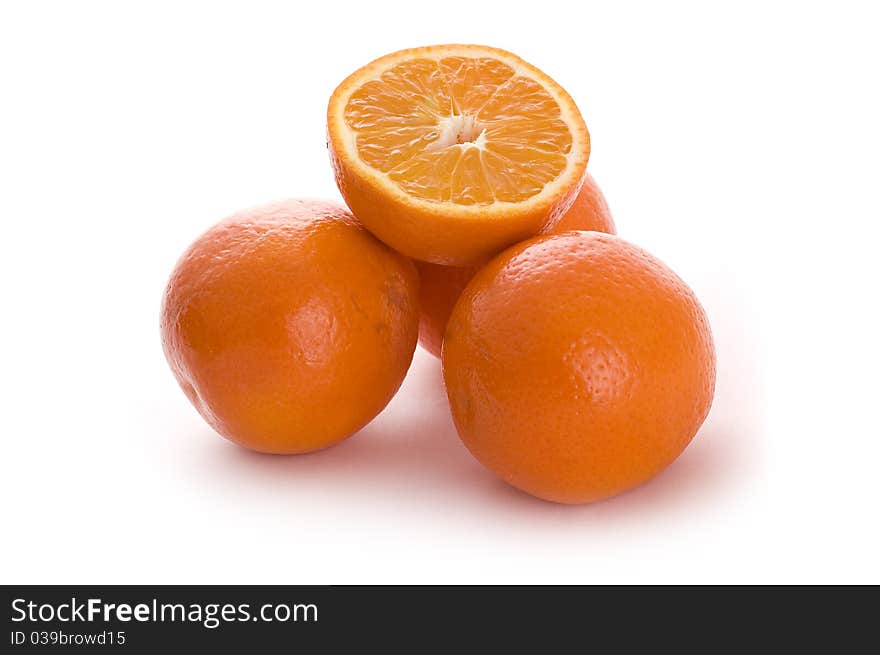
343,57 -> 572,205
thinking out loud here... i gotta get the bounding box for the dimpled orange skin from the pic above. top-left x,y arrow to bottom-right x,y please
416,173 -> 616,357
160,199 -> 420,454
442,231 -> 716,504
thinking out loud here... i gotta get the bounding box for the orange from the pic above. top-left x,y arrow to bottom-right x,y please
327,44 -> 590,266
416,173 -> 615,357
442,231 -> 715,504
160,199 -> 419,454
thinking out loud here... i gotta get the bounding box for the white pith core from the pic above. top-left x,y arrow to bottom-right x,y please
427,113 -> 487,151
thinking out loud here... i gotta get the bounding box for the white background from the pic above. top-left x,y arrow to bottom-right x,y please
1,1 -> 878,584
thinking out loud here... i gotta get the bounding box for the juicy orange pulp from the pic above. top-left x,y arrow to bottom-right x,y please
345,57 -> 573,205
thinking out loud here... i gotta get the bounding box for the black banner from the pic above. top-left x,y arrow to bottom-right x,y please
1,585 -> 875,651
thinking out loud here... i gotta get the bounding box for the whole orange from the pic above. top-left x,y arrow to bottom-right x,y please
442,231 -> 715,504
160,199 -> 419,454
416,173 -> 616,357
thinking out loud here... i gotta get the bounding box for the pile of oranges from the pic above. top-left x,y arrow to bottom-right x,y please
161,45 -> 715,504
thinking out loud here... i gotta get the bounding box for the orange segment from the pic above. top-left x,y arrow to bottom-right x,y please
328,44 -> 590,265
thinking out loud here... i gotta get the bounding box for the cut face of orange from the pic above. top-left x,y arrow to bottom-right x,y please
328,45 -> 590,265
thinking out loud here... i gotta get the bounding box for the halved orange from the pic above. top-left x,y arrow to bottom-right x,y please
327,44 -> 590,266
